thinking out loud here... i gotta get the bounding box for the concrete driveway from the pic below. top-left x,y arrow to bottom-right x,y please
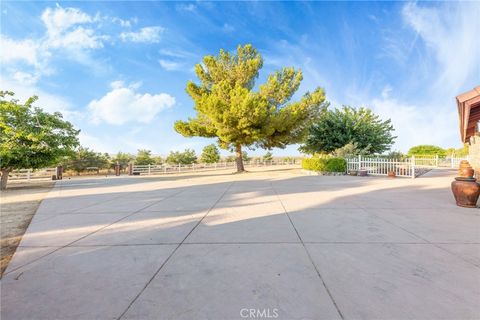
1,168 -> 479,320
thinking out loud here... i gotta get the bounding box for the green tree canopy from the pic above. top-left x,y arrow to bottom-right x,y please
263,151 -> 273,161
153,156 -> 163,165
174,44 -> 327,172
446,145 -> 468,157
0,91 -> 79,189
64,147 -> 110,174
225,155 -> 236,162
166,149 -> 197,165
242,151 -> 251,162
331,143 -> 369,158
111,152 -> 135,169
407,145 -> 446,157
300,106 -> 396,155
200,144 -> 220,163
135,149 -> 156,165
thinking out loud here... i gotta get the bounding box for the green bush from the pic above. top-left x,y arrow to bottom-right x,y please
301,157 -> 346,172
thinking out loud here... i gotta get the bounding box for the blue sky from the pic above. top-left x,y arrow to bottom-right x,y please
1,1 -> 479,157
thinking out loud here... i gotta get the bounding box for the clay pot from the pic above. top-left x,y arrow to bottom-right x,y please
451,177 -> 480,208
458,161 -> 474,178
387,171 -> 396,178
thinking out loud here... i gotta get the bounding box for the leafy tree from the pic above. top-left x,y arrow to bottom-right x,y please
407,145 -> 447,157
242,151 -> 251,162
0,91 -> 79,189
135,149 -> 156,165
111,152 -> 135,170
200,144 -> 220,163
263,151 -> 273,161
225,155 -> 236,162
65,147 -> 110,174
300,106 -> 396,155
446,145 -> 468,157
331,142 -> 369,158
153,156 -> 163,165
386,150 -> 406,160
166,149 -> 197,165
174,44 -> 327,172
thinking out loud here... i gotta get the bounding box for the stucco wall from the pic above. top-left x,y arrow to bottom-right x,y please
469,134 -> 480,176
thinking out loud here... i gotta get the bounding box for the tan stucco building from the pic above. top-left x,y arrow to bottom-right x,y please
457,86 -> 480,173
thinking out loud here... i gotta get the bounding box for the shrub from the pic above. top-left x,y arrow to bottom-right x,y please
301,157 -> 346,172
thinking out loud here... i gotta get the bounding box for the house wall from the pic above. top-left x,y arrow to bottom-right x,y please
469,134 -> 480,176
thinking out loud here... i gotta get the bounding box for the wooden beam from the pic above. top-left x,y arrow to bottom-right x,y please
458,87 -> 480,143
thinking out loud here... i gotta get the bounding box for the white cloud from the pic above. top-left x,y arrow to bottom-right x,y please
41,6 -> 93,36
369,87 -> 459,152
158,59 -> 182,71
120,26 -> 164,43
111,16 -> 137,27
402,2 -> 480,93
12,71 -> 40,85
0,5 -> 106,85
47,26 -> 106,49
78,132 -> 114,153
0,36 -> 40,66
0,77 -> 80,122
42,6 -> 106,50
88,82 -> 175,125
176,4 -> 196,12
0,5 -> 157,86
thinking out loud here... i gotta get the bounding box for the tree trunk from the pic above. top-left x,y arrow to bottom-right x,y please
235,144 -> 245,173
1,168 -> 10,190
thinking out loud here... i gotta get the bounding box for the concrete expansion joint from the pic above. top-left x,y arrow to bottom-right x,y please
116,181 -> 236,320
4,186 -> 189,276
270,182 -> 345,320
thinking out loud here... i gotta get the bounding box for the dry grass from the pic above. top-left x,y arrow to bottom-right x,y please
0,180 -> 54,277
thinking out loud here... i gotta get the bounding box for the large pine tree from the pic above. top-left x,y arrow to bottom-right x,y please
174,44 -> 327,172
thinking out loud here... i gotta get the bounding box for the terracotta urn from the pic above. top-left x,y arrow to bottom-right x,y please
451,177 -> 480,208
458,160 -> 474,178
387,170 -> 396,178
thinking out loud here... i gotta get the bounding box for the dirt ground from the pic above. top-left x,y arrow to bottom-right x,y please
0,180 -> 54,277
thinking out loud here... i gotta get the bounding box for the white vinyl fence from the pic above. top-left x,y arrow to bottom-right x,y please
346,155 -> 468,179
8,168 -> 57,181
132,159 -> 300,176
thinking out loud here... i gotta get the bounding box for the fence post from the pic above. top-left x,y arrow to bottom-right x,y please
56,166 -> 63,180
164,165 -> 167,174
178,164 -> 181,172
435,155 -> 439,167
148,164 -> 151,175
192,163 -> 195,171
358,155 -> 362,171
27,169 -> 31,181
411,156 -> 416,179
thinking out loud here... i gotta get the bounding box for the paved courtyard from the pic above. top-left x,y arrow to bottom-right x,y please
1,167 -> 479,320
